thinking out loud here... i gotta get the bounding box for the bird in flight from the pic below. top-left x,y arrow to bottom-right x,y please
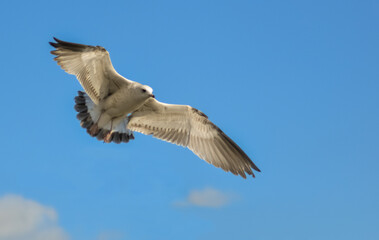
49,38 -> 260,178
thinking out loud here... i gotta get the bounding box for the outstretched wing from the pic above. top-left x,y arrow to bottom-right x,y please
127,99 -> 260,178
49,37 -> 132,104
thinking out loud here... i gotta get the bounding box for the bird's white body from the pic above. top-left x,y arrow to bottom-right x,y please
98,83 -> 153,127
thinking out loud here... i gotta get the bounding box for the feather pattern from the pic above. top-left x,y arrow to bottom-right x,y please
50,38 -> 132,104
127,99 -> 260,178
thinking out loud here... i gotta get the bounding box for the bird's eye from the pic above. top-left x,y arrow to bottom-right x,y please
142,89 -> 146,93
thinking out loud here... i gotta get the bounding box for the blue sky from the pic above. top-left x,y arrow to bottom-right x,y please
0,0 -> 378,239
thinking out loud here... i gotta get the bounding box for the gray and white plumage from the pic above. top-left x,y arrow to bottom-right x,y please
50,37 -> 260,178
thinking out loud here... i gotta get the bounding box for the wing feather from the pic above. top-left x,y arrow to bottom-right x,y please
127,99 -> 260,178
50,38 -> 132,104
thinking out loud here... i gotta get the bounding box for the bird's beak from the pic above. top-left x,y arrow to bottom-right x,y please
151,94 -> 155,98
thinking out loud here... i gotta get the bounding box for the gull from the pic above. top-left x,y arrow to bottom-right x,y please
49,38 -> 260,178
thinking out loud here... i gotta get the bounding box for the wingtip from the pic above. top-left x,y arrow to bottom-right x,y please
49,42 -> 58,48
48,37 -> 98,52
250,161 -> 261,172
239,171 -> 256,179
49,37 -> 58,46
50,37 -> 65,47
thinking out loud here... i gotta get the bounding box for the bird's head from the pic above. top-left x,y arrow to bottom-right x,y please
140,85 -> 155,99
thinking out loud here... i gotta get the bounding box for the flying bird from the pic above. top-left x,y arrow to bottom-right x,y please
49,38 -> 260,178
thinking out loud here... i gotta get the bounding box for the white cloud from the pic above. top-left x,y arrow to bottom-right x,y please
174,187 -> 235,208
0,194 -> 69,240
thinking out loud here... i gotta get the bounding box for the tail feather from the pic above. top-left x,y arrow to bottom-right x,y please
96,129 -> 108,141
80,120 -> 92,129
74,91 -> 134,144
74,104 -> 87,113
76,112 -> 90,121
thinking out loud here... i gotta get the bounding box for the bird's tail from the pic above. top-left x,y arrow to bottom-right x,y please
74,91 -> 134,143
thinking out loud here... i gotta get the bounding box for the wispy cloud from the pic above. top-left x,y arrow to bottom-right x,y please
174,187 -> 236,208
0,194 -> 69,240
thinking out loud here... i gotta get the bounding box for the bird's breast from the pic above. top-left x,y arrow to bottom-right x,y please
102,89 -> 146,118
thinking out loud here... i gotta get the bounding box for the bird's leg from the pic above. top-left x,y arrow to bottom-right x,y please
89,112 -> 103,136
104,119 -> 114,143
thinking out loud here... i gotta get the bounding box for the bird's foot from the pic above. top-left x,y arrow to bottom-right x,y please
104,131 -> 113,143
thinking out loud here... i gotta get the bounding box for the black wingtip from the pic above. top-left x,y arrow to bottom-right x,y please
49,42 -> 58,48
251,164 -> 261,173
49,37 -> 58,47
49,37 -> 96,52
